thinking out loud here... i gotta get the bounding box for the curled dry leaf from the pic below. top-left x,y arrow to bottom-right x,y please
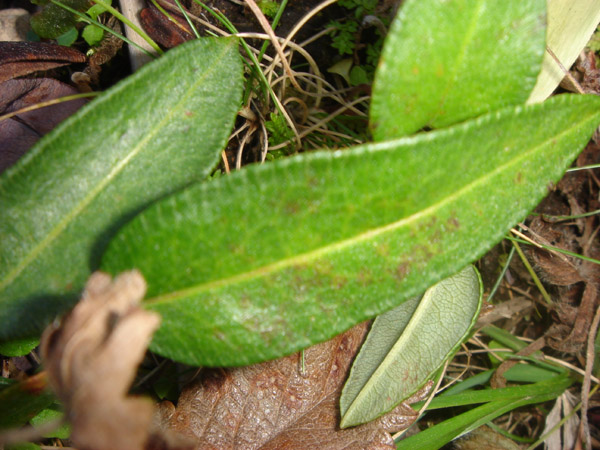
40,271 -> 165,450
140,2 -> 194,49
170,322 -> 427,449
0,78 -> 88,173
0,41 -> 86,84
526,143 -> 600,353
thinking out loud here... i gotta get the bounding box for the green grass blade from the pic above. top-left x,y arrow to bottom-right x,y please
371,0 -> 546,139
397,375 -> 573,449
101,94 -> 600,367
0,38 -> 243,340
415,374 -> 573,410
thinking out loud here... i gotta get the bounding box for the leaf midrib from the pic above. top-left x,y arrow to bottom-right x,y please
0,42 -> 233,292
146,108 -> 593,306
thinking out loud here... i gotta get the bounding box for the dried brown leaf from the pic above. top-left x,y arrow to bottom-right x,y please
140,3 -> 194,49
170,322 -> 423,450
40,271 -> 163,450
0,41 -> 86,84
0,78 -> 87,173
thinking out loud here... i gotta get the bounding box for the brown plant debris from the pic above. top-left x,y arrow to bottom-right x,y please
169,321 -> 422,449
40,271 -> 190,450
0,78 -> 88,173
527,143 -> 600,354
0,41 -> 86,84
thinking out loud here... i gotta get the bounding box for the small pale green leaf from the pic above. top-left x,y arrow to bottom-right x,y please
528,0 -> 600,103
0,37 -> 243,341
370,0 -> 546,139
101,94 -> 600,367
339,265 -> 482,428
82,24 -> 104,46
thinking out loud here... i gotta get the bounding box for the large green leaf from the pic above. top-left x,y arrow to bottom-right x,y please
339,265 -> 482,428
370,0 -> 546,140
0,37 -> 243,340
101,94 -> 600,367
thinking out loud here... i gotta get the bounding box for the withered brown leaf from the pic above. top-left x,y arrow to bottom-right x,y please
0,78 -> 87,173
40,271 -> 162,450
170,322 -> 424,449
0,41 -> 86,84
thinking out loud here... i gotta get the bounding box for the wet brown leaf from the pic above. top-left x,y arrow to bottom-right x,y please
0,78 -> 87,173
170,322 -> 424,449
40,271 -> 163,450
0,41 -> 85,84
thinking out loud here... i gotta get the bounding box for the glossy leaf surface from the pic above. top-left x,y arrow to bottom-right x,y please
340,265 -> 482,428
370,0 -> 546,139
101,94 -> 600,367
0,37 -> 243,340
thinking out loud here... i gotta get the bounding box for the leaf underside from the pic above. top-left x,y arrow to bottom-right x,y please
0,37 -> 243,340
340,265 -> 482,428
101,94 -> 600,367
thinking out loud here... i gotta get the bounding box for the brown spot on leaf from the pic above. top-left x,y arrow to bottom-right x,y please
515,171 -> 523,184
395,262 -> 410,282
446,215 -> 460,231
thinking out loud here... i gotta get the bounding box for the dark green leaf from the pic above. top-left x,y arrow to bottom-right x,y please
101,94 -> 600,367
56,27 -> 78,46
0,374 -> 55,430
370,0 -> 546,139
0,38 -> 243,341
30,0 -> 90,39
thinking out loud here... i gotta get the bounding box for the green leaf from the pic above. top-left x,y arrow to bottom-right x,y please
0,375 -> 55,430
0,337 -> 38,357
56,26 -> 78,46
339,265 -> 482,428
86,1 -> 109,20
397,375 -> 573,449
82,24 -> 104,46
101,94 -> 600,367
527,0 -> 600,103
5,444 -> 42,450
30,0 -> 89,39
370,0 -> 546,139
0,37 -> 243,341
30,406 -> 70,439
